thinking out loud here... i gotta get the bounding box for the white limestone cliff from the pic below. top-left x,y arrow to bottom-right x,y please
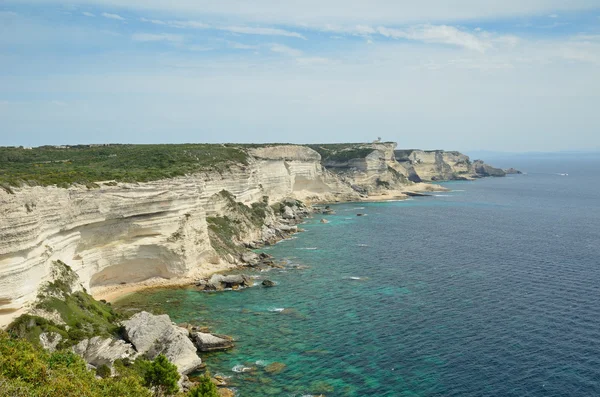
0,143 -> 437,327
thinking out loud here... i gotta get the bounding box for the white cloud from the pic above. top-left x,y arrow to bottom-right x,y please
377,25 -> 492,52
230,42 -> 260,50
82,11 -> 95,17
140,17 -> 166,25
222,26 -> 305,39
131,33 -> 184,42
549,14 -> 559,18
50,100 -> 68,106
170,20 -> 210,29
101,12 -> 124,21
270,44 -> 303,57
0,11 -> 18,17
10,0 -> 599,25
296,56 -> 332,65
139,17 -> 303,38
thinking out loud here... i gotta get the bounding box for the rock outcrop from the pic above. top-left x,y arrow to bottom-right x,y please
72,336 -> 135,369
122,311 -> 202,375
39,332 -> 63,353
395,149 -> 507,181
196,274 -> 251,291
191,332 -> 234,352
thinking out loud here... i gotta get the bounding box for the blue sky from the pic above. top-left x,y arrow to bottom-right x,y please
1,1 -> 600,152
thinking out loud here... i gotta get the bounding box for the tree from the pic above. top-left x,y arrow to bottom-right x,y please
187,372 -> 219,397
143,354 -> 180,397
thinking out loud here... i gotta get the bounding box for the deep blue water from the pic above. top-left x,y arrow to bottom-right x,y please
116,155 -> 600,396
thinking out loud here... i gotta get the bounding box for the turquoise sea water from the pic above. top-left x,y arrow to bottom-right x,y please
115,155 -> 600,396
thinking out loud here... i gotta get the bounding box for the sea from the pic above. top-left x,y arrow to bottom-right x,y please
115,153 -> 600,397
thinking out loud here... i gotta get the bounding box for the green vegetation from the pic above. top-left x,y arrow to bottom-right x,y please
0,144 -> 249,188
143,354 -> 180,397
187,373 -> 219,397
307,143 -> 380,163
0,331 -> 151,397
207,191 -> 272,256
8,261 -> 123,348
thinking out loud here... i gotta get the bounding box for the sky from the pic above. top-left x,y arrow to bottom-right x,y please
1,1 -> 600,152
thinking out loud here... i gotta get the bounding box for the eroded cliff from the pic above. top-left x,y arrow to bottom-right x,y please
0,142 -> 504,327
395,149 -> 506,181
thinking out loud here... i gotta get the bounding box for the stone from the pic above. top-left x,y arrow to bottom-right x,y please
72,336 -> 135,369
202,274 -> 251,291
320,219 -> 329,224
264,362 -> 287,374
262,280 -> 276,287
241,252 -> 259,264
191,332 -> 234,352
218,388 -> 236,397
39,332 -> 63,353
122,311 -> 202,375
282,206 -> 295,219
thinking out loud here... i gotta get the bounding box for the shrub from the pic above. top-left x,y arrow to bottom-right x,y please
143,354 -> 180,397
187,372 -> 219,397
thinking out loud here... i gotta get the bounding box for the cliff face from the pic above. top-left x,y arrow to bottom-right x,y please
0,143 -> 503,327
308,142 -> 412,195
395,150 -> 506,181
0,145 -> 361,326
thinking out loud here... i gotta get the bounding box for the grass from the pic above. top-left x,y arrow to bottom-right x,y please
307,144 -> 384,163
8,261 -> 123,349
0,144 -> 249,188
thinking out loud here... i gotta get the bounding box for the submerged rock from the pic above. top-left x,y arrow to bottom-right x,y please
72,336 -> 135,369
122,311 -> 202,375
262,280 -> 276,287
191,332 -> 234,352
264,362 -> 287,374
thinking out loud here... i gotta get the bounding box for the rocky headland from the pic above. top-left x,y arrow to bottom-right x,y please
0,142 -> 515,327
0,142 -> 518,395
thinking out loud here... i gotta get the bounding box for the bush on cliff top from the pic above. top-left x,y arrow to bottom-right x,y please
0,144 -> 249,188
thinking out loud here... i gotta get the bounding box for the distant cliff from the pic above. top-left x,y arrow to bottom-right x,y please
394,149 -> 507,182
0,142 -> 507,327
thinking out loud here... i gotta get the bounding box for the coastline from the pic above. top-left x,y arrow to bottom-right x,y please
95,183 -> 450,303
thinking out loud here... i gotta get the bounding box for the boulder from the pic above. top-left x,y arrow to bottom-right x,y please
262,280 -> 276,287
241,252 -> 259,265
282,206 -> 295,219
191,332 -> 234,352
202,274 -> 251,291
39,332 -> 63,353
72,336 -> 135,369
320,219 -> 329,224
122,311 -> 202,375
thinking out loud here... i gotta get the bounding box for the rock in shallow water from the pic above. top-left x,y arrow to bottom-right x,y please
262,280 -> 276,287
191,332 -> 234,352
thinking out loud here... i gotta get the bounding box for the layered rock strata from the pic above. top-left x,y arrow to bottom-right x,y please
394,149 -> 506,181
0,143 -> 494,327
